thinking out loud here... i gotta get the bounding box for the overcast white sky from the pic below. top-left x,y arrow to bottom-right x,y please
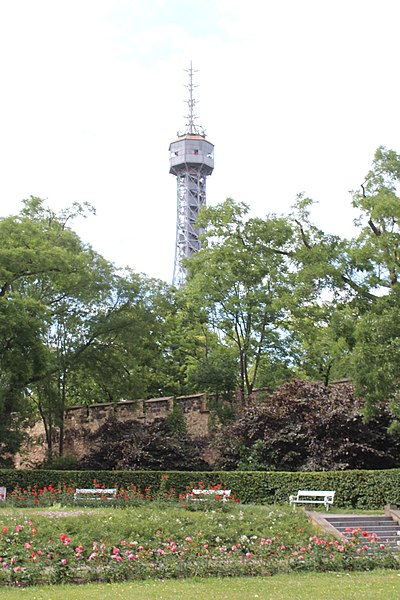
1,0 -> 399,283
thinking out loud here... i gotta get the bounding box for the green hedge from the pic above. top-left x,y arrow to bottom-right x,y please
0,469 -> 399,509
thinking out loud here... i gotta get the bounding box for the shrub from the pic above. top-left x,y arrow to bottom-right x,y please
78,417 -> 209,471
214,380 -> 400,471
1,468 -> 400,509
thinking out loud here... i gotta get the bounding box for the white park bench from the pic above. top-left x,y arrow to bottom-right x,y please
0,486 -> 6,502
188,488 -> 231,502
289,490 -> 335,511
74,488 -> 117,502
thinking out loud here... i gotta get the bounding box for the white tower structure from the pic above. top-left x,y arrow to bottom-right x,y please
169,63 -> 214,286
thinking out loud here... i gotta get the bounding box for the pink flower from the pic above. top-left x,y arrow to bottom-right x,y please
245,552 -> 252,558
112,547 -> 120,555
185,536 -> 193,543
2,526 -> 8,534
60,559 -> 67,565
15,525 -> 23,532
24,542 -> 31,549
380,544 -> 385,550
112,555 -> 123,562
157,548 -> 165,555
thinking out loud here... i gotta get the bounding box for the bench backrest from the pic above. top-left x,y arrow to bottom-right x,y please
74,488 -> 117,495
191,489 -> 231,496
297,490 -> 335,499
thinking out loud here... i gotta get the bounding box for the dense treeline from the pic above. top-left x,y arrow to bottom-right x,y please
1,147 -> 399,467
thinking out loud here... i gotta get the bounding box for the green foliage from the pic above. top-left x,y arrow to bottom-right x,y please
41,455 -> 79,471
352,294 -> 400,422
0,198 -> 183,461
185,199 -> 295,399
187,344 -> 238,400
165,403 -> 186,436
351,146 -> 400,292
1,468 -> 400,509
7,503 -> 398,586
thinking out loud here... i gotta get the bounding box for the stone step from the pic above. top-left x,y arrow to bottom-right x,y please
340,532 -> 399,541
327,517 -> 395,524
326,524 -> 399,532
323,514 -> 400,552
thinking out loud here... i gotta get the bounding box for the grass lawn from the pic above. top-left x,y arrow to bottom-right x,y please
1,571 -> 400,599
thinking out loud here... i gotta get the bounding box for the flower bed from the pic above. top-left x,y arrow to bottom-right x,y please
0,515 -> 398,587
2,481 -> 238,510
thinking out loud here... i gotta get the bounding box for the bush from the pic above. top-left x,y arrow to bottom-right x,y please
0,504 -> 398,586
1,468 -> 400,509
78,416 -> 209,471
215,380 -> 400,471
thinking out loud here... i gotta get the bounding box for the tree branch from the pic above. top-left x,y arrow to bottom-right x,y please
294,219 -> 312,250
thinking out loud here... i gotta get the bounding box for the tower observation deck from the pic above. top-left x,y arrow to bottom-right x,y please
169,63 -> 214,286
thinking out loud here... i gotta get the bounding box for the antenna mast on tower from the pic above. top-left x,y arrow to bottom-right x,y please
169,62 -> 214,286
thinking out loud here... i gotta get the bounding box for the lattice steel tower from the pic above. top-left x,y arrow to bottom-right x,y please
169,63 -> 214,286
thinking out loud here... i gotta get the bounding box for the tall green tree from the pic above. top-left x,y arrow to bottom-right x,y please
185,199 -> 295,399
0,197 -> 91,462
349,147 -> 400,423
0,198 -> 179,461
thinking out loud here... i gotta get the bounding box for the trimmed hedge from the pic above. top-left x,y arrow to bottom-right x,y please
0,468 -> 399,509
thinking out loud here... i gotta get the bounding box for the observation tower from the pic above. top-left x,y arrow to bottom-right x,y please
169,63 -> 214,286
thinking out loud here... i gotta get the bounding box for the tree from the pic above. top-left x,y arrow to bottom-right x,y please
0,197 -> 181,462
348,148 -> 400,423
187,344 -> 238,402
350,146 -> 400,293
185,199 -> 295,400
285,194 -> 370,385
214,380 -> 400,471
0,197 -> 94,461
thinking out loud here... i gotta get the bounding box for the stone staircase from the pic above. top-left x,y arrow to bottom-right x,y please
308,507 -> 400,552
325,515 -> 400,550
